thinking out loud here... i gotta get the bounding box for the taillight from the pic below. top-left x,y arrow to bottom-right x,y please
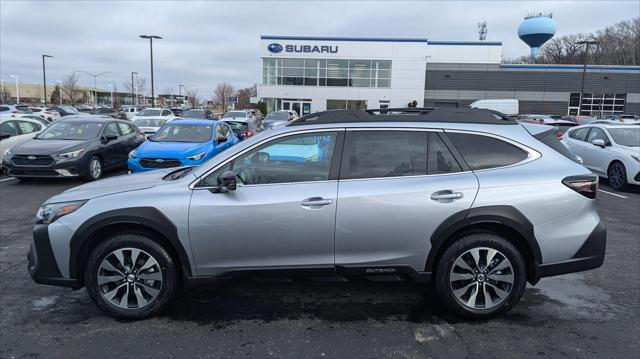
562,175 -> 598,199
243,131 -> 254,137
556,131 -> 563,140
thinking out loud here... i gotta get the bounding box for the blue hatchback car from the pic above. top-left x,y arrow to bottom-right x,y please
128,119 -> 238,172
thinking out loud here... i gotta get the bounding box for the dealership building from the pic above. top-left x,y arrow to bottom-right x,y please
257,35 -> 640,116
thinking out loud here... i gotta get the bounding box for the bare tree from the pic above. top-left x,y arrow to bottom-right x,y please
185,89 -> 200,108
235,84 -> 257,109
50,85 -> 61,105
61,71 -> 79,105
214,82 -> 235,111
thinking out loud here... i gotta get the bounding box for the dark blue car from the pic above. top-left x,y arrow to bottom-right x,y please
127,119 -> 238,172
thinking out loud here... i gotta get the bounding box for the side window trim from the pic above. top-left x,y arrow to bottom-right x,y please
444,129 -> 541,172
190,128 -> 345,189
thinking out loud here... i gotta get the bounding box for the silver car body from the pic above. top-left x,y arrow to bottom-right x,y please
562,124 -> 640,185
36,118 -> 601,283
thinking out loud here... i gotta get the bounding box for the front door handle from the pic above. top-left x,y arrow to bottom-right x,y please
301,197 -> 332,207
431,191 -> 463,201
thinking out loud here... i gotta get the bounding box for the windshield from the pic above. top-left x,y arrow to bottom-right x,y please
36,121 -> 102,140
132,118 -> 170,128
223,111 -> 247,118
265,112 -> 288,123
608,128 -> 640,147
63,107 -> 79,114
224,121 -> 249,132
151,124 -> 212,143
138,109 -> 161,116
183,110 -> 205,118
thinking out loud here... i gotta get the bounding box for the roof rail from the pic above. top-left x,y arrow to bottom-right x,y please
288,107 -> 516,126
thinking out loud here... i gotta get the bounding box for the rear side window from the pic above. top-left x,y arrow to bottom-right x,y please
569,127 -> 590,141
343,131 -> 428,179
428,132 -> 462,174
447,132 -> 528,170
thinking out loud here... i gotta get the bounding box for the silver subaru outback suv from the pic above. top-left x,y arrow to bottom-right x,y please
28,108 -> 606,319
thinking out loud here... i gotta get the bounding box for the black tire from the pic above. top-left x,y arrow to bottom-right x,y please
85,233 -> 177,319
85,156 -> 103,181
607,161 -> 628,191
435,233 -> 526,320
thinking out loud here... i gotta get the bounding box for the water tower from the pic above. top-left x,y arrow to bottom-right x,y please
518,13 -> 556,63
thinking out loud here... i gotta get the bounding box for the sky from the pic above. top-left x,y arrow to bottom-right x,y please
1,0 -> 638,99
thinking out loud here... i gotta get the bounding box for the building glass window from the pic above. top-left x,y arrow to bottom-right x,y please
263,58 -> 391,88
327,99 -> 367,110
576,92 -> 627,116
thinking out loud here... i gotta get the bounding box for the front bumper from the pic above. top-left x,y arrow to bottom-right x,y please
4,156 -> 85,178
535,221 -> 606,281
28,224 -> 80,288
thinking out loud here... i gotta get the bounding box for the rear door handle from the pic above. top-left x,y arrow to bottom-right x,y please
301,197 -> 332,206
431,191 -> 463,201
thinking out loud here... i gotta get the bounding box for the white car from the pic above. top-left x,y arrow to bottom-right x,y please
131,116 -> 175,137
0,117 -> 45,169
120,106 -> 143,120
562,124 -> 640,190
131,108 -> 174,121
29,107 -> 60,121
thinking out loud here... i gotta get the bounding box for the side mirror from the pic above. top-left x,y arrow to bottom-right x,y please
591,139 -> 606,147
0,133 -> 10,140
210,170 -> 237,193
102,134 -> 118,143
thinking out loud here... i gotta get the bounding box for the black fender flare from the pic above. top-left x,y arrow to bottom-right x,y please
69,207 -> 193,280
424,205 -> 542,281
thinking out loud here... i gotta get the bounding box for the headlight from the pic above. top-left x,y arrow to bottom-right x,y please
129,150 -> 137,159
3,148 -> 13,159
187,152 -> 206,161
36,200 -> 86,224
57,149 -> 85,158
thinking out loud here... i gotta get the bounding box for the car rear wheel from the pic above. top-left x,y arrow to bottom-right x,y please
86,156 -> 103,181
85,234 -> 177,319
607,161 -> 627,190
435,233 -> 526,319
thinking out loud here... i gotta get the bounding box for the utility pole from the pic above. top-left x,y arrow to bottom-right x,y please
77,70 -> 112,108
131,71 -> 138,106
139,35 -> 162,107
179,84 -> 184,107
0,80 -> 5,104
576,39 -> 598,115
42,55 -> 53,106
10,75 -> 19,103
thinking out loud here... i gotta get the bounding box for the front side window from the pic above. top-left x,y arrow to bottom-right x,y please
200,132 -> 337,187
343,131 -> 428,179
569,127 -> 591,141
447,132 -> 529,170
104,123 -> 120,137
586,128 -> 608,143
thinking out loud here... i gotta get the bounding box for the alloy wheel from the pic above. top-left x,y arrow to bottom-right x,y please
90,158 -> 102,179
97,247 -> 163,310
609,164 -> 624,189
449,247 -> 514,310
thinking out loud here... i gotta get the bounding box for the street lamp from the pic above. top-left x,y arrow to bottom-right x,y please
77,70 -> 112,108
139,35 -> 162,107
42,54 -> 54,106
131,71 -> 138,106
9,75 -> 19,103
576,39 -> 598,115
56,80 -> 62,106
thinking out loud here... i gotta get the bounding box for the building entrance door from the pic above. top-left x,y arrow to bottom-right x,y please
282,99 -> 312,116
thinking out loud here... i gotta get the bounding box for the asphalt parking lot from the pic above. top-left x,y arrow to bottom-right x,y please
0,172 -> 638,359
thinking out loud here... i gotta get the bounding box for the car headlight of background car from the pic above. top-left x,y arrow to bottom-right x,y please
3,148 -> 13,160
129,150 -> 137,159
36,200 -> 87,224
57,149 -> 85,159
186,152 -> 206,161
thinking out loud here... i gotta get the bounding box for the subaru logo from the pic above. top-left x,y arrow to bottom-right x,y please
155,159 -> 164,163
267,43 -> 283,53
27,156 -> 36,160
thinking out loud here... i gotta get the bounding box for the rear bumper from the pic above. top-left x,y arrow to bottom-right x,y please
28,224 -> 80,288
535,220 -> 606,281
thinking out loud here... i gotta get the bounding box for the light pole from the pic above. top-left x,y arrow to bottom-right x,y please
42,54 -> 53,106
10,75 -> 19,103
576,39 -> 598,115
107,84 -> 114,108
139,35 -> 162,107
131,71 -> 138,107
1,80 -> 5,104
179,84 -> 184,107
56,80 -> 62,105
77,70 -> 112,108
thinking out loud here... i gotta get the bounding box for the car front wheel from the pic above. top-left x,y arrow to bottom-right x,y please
85,234 -> 178,319
608,161 -> 627,190
86,156 -> 103,181
435,233 -> 526,319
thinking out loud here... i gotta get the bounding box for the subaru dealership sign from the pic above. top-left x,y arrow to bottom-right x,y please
268,43 -> 338,54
